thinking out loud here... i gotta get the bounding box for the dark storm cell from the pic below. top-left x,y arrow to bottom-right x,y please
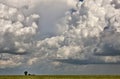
71,8 -> 77,13
52,58 -> 120,65
79,0 -> 84,2
104,26 -> 109,31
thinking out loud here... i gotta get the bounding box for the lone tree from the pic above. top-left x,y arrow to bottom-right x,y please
24,71 -> 28,76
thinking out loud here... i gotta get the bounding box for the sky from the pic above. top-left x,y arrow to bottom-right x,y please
0,0 -> 120,75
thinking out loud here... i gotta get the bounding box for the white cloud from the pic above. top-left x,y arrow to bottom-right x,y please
0,54 -> 23,68
0,0 -> 120,74
52,0 -> 120,64
27,58 -> 38,65
0,3 -> 40,68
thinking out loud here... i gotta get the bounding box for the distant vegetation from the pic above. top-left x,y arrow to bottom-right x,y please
24,71 -> 35,76
24,71 -> 28,76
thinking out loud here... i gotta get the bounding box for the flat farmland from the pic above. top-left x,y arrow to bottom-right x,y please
0,75 -> 120,79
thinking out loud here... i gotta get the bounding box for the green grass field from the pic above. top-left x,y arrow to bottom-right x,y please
0,75 -> 120,79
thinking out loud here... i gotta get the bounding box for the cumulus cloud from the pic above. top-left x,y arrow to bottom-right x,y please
0,0 -> 78,68
0,0 -> 120,74
0,3 -> 40,68
52,0 -> 120,65
0,54 -> 23,68
0,3 -> 39,54
0,0 -> 77,37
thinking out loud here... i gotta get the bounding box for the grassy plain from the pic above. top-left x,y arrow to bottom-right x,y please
0,75 -> 120,79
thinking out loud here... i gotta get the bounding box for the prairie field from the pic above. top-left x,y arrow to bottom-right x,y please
0,75 -> 120,79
